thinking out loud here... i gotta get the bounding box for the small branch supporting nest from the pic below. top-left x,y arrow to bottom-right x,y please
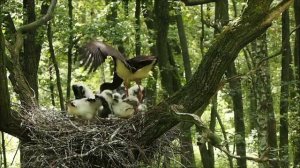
170,104 -> 278,163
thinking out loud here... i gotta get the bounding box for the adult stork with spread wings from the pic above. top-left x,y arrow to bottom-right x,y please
80,40 -> 157,102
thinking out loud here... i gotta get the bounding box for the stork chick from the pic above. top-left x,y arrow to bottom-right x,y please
72,83 -> 95,99
111,93 -> 138,119
67,97 -> 101,120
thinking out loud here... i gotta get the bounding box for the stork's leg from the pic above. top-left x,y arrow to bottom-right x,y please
136,80 -> 143,103
124,82 -> 129,97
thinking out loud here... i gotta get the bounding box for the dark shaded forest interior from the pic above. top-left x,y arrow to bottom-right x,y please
0,0 -> 300,167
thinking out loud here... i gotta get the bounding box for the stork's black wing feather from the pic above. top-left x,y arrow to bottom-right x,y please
79,40 -> 129,72
127,56 -> 157,72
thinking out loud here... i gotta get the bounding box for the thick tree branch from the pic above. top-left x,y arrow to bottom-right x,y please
263,0 -> 294,26
181,0 -> 216,6
137,0 -> 293,146
3,0 -> 57,109
0,0 -> 57,138
18,0 -> 57,33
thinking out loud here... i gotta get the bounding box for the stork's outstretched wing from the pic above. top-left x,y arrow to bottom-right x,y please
80,40 -> 129,72
127,56 -> 157,72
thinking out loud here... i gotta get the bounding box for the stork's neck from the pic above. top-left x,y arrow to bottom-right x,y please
116,59 -> 132,83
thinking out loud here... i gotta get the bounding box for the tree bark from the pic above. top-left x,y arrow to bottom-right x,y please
253,34 -> 279,168
200,5 -> 205,57
49,63 -> 56,107
0,0 -> 56,140
154,0 -> 174,96
141,0 -> 158,106
197,96 -> 217,168
137,0 -> 292,147
226,63 -> 247,168
47,22 -> 65,111
279,3 -> 292,167
22,0 -> 41,102
293,0 -> 300,166
174,6 -> 196,168
135,0 -> 141,56
176,7 -> 192,81
208,95 -> 217,168
123,0 -> 129,16
214,1 -> 235,167
66,0 -> 73,101
167,43 -> 182,92
244,46 -> 258,132
1,132 -> 7,168
0,21 -> 24,139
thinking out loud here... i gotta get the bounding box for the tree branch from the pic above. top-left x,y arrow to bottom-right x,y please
290,24 -> 300,36
263,0 -> 294,26
3,0 -> 57,109
172,109 -> 279,163
181,0 -> 216,6
170,105 -> 222,146
137,0 -> 293,146
18,0 -> 57,33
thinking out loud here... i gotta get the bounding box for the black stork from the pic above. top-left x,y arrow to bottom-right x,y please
79,40 -> 157,101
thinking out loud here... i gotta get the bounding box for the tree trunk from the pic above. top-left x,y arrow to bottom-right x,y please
123,0 -> 129,16
175,6 -> 195,168
66,0 -> 73,101
0,0 -> 56,139
293,0 -> 300,166
135,0 -> 141,56
138,0 -> 291,148
1,132 -> 7,168
254,34 -> 279,168
49,63 -> 56,107
197,95 -> 217,168
22,0 -> 42,102
0,25 -> 11,135
167,43 -> 182,92
244,46 -> 258,132
176,7 -> 192,81
141,0 -> 158,106
47,22 -> 65,111
215,0 -> 243,167
200,5 -> 205,57
226,63 -> 247,168
0,18 -> 24,139
154,0 -> 174,96
279,3 -> 291,167
209,95 -> 217,168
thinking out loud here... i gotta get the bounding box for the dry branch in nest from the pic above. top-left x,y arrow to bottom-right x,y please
19,108 -> 179,167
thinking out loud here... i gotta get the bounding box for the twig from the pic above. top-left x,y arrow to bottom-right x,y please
219,50 -> 281,89
10,143 -> 19,166
290,24 -> 300,36
1,132 -> 7,168
215,112 -> 233,165
110,126 -> 122,141
170,108 -> 278,163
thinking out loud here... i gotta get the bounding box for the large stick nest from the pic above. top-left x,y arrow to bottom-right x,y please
19,109 -> 178,167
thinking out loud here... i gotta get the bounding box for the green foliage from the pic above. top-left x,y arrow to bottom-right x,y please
2,0 -> 298,167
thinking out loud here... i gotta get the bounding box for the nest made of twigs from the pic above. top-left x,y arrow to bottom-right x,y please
19,108 -> 178,168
